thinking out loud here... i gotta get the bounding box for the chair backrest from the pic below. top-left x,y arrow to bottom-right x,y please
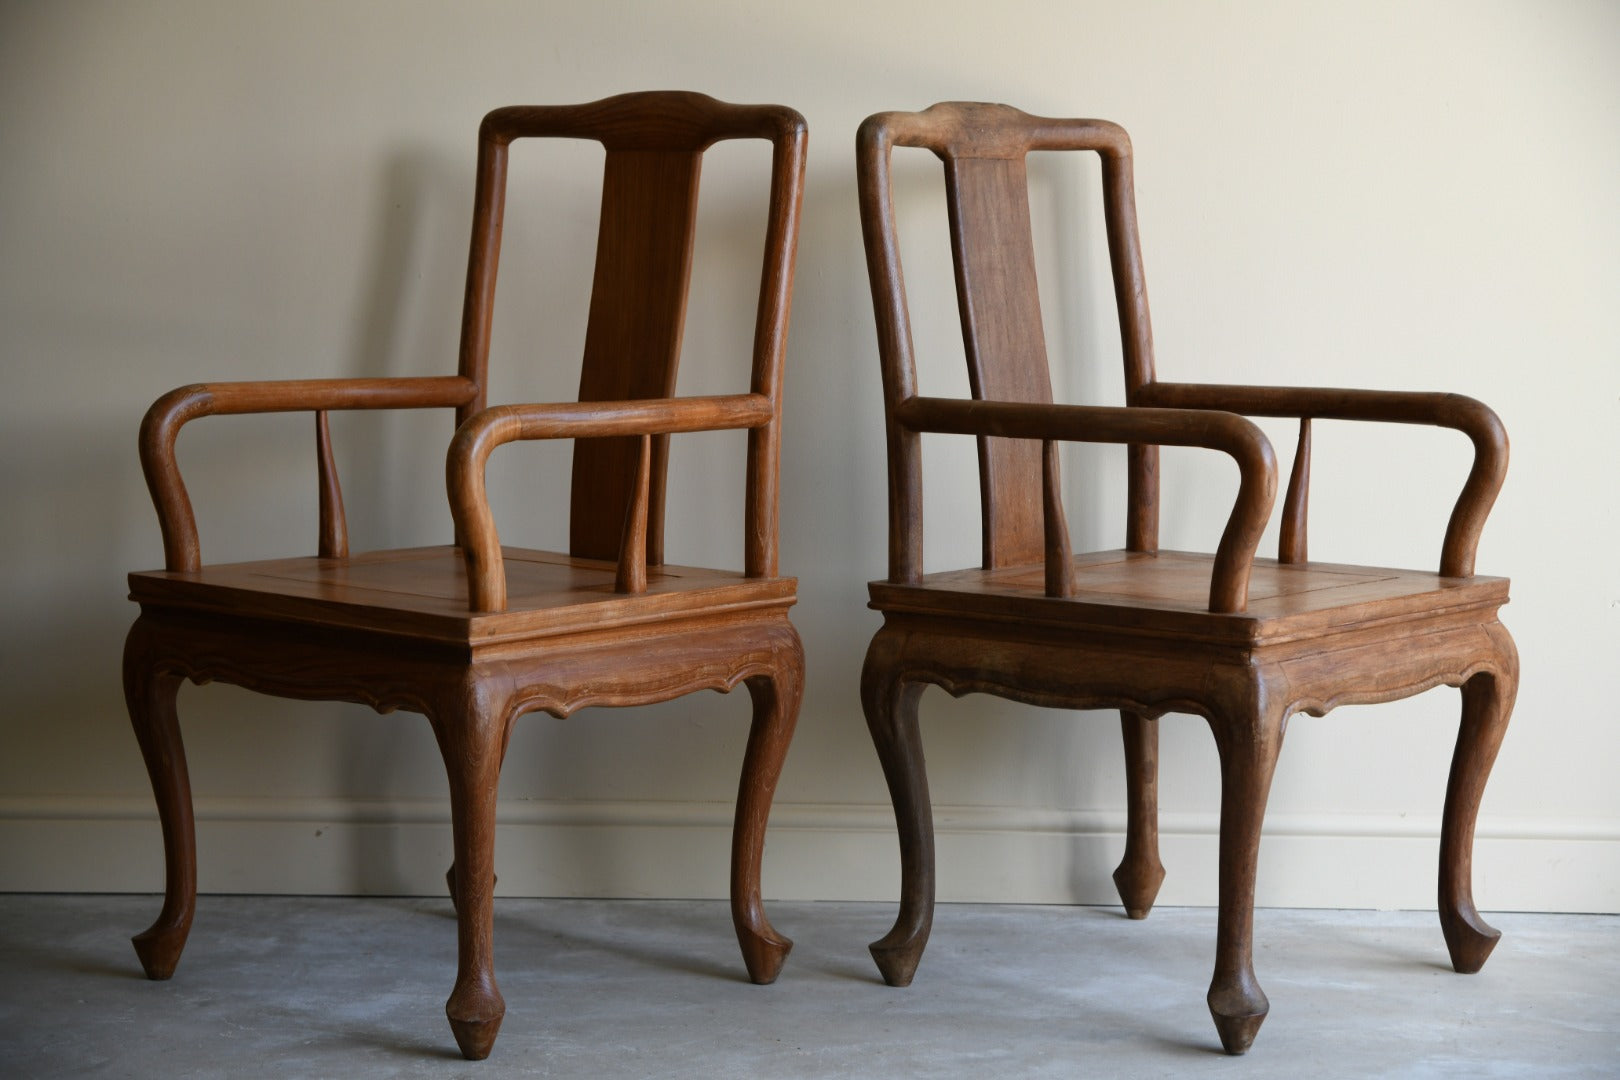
857,102 -> 1162,572
455,92 -> 807,567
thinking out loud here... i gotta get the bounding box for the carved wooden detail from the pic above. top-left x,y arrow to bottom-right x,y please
122,91 -> 808,1061
855,102 -> 1517,1054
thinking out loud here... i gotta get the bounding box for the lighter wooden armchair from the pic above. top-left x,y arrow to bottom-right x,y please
123,92 -> 807,1060
855,103 -> 1515,1054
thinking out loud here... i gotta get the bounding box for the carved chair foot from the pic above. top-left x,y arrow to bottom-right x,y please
448,1014 -> 503,1061
1112,857 -> 1166,920
869,926 -> 928,988
132,921 -> 190,981
1207,977 -> 1269,1055
736,925 -> 793,985
446,983 -> 505,1061
1440,905 -> 1500,974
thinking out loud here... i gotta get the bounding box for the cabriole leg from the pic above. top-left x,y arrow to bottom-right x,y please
1204,702 -> 1287,1055
1439,661 -> 1516,973
124,619 -> 195,980
1113,709 -> 1166,919
730,645 -> 804,984
428,679 -> 513,1061
445,717 -> 515,912
862,633 -> 932,987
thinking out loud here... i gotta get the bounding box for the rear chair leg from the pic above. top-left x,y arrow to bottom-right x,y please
1113,709 -> 1166,918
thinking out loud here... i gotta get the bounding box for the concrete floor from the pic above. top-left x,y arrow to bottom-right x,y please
0,896 -> 1615,1079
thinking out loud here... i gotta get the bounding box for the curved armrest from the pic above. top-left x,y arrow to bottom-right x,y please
1136,382 -> 1508,577
896,397 -> 1277,614
139,376 -> 479,571
447,394 -> 774,612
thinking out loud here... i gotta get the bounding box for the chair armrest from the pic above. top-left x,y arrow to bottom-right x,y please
895,397 -> 1277,614
447,394 -> 775,612
1136,382 -> 1508,576
139,376 -> 479,571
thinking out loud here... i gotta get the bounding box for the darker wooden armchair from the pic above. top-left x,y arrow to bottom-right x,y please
123,92 -> 807,1060
855,102 -> 1515,1054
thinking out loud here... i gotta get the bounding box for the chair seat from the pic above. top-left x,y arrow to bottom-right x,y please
130,545 -> 797,648
870,550 -> 1507,646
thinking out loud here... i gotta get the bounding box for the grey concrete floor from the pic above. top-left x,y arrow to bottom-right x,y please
0,896 -> 1615,1079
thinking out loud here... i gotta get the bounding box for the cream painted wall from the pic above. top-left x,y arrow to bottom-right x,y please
2,1 -> 1616,912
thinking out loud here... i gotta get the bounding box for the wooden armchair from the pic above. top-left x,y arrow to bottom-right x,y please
123,92 -> 807,1060
855,102 -> 1515,1054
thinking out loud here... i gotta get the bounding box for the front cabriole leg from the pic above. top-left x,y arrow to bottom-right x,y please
862,628 -> 933,987
729,626 -> 804,984
124,617 -> 196,980
445,711 -> 515,912
1439,631 -> 1517,973
1203,687 -> 1289,1055
427,671 -> 516,1061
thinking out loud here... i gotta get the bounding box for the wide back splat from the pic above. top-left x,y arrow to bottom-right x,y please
571,146 -> 702,562
945,150 -> 1056,567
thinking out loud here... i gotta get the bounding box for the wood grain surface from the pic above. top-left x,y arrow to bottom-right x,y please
123,91 -> 808,1061
855,101 -> 1516,1055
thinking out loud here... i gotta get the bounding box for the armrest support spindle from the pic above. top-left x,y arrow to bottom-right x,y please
1041,440 -> 1076,598
1278,418 -> 1310,564
315,411 -> 348,559
616,435 -> 652,594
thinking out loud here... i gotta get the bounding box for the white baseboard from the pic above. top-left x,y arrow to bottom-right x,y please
2,796 -> 1616,912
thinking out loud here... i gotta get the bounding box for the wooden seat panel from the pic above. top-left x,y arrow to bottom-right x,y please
871,551 -> 1507,644
131,546 -> 795,646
